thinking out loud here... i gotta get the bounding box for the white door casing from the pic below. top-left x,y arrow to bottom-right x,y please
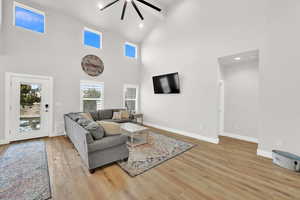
219,80 -> 224,134
5,73 -> 53,142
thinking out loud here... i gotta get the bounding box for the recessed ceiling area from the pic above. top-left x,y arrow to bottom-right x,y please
218,50 -> 259,67
28,0 -> 178,43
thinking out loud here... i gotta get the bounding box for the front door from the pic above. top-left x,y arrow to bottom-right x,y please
8,74 -> 53,142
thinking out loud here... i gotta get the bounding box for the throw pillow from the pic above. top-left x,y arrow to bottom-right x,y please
112,112 -> 122,120
68,113 -> 81,122
86,133 -> 94,144
77,118 -> 92,127
120,110 -> 130,119
85,122 -> 105,140
97,121 -> 121,136
80,112 -> 94,121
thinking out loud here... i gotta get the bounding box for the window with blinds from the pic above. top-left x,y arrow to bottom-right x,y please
80,81 -> 104,112
123,85 -> 139,113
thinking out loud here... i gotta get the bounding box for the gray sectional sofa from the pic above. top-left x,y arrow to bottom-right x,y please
64,109 -> 133,173
89,109 -> 134,123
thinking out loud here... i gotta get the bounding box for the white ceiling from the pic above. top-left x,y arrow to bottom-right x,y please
29,0 -> 177,43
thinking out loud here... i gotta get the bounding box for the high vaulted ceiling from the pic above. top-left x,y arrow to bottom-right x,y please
29,0 -> 178,43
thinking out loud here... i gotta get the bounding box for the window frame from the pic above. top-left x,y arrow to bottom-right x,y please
80,80 -> 105,112
124,42 -> 138,59
13,1 -> 46,34
83,27 -> 102,49
123,84 -> 139,113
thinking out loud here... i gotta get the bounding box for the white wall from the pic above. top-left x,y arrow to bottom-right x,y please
0,0 -> 3,53
259,0 -> 300,155
0,0 -> 140,140
221,60 -> 259,139
141,0 -> 267,142
0,0 -> 2,29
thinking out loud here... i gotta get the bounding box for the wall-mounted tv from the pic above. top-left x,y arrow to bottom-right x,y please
152,72 -> 180,94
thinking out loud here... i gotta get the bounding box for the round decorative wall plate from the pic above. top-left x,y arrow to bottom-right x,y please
81,55 -> 104,77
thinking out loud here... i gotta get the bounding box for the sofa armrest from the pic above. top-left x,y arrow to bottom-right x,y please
64,115 -> 89,167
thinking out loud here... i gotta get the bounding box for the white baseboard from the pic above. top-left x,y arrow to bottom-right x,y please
257,149 -> 273,159
219,132 -> 258,143
144,122 -> 219,144
51,132 -> 66,137
0,139 -> 9,146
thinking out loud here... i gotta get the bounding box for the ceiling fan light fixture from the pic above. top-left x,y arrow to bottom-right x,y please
97,3 -> 104,9
139,23 -> 144,28
99,0 -> 161,20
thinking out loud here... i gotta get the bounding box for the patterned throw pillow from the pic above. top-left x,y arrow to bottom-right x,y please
68,113 -> 81,122
80,112 -> 94,121
97,121 -> 121,136
77,118 -> 92,127
120,111 -> 130,119
85,122 -> 105,140
112,112 -> 122,120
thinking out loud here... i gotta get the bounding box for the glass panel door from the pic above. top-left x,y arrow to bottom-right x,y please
9,75 -> 51,142
19,83 -> 42,133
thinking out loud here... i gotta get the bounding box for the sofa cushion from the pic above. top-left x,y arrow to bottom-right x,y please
102,119 -> 132,123
98,109 -> 113,120
85,122 -> 105,140
88,135 -> 128,153
97,121 -> 121,136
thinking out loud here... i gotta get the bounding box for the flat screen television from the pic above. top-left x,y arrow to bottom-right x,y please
152,72 -> 180,94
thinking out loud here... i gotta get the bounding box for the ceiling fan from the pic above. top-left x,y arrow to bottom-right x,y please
99,0 -> 162,20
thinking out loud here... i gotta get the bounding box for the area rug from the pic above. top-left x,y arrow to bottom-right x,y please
0,141 -> 51,200
118,132 -> 195,177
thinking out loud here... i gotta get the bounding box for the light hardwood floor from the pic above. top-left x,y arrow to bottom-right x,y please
1,127 -> 300,200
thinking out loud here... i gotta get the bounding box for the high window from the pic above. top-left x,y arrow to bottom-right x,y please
124,42 -> 137,59
14,2 -> 45,33
83,27 -> 102,49
80,81 -> 104,112
123,84 -> 139,113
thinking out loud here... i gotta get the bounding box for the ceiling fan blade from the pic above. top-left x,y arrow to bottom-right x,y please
136,0 -> 161,12
100,0 -> 120,11
121,1 -> 128,20
131,0 -> 144,20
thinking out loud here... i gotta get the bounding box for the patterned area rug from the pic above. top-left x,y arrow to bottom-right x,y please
0,141 -> 51,200
118,132 -> 195,176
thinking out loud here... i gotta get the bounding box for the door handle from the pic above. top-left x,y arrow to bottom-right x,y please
45,104 -> 49,112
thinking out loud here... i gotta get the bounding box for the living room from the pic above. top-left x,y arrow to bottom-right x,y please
1,0 -> 300,199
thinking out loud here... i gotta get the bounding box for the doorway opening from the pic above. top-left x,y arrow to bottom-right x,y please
5,73 -> 53,142
218,50 -> 259,143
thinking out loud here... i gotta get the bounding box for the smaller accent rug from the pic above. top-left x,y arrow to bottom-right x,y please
118,132 -> 195,177
0,141 -> 51,200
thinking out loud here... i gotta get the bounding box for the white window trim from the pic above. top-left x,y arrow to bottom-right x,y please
13,1 -> 46,34
123,84 -> 139,113
124,42 -> 138,59
80,80 -> 104,112
83,27 -> 103,49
